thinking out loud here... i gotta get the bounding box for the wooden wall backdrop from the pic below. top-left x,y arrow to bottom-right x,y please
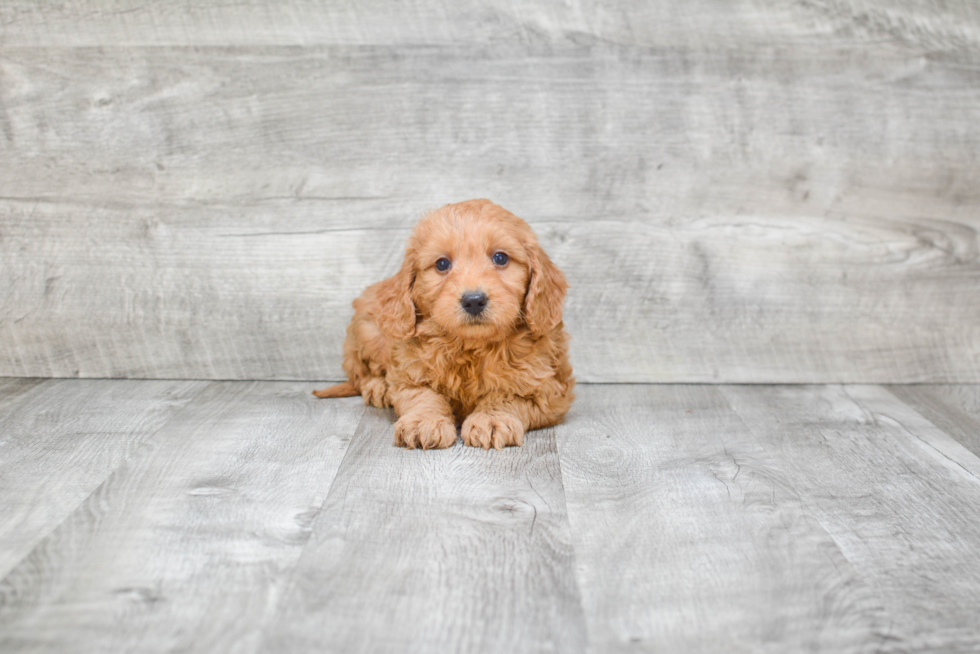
1,0 -> 978,382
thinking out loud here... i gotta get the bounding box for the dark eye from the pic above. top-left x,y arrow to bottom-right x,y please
492,252 -> 509,266
435,258 -> 452,272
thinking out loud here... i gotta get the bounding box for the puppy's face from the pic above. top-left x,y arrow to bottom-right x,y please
375,200 -> 567,342
410,204 -> 531,341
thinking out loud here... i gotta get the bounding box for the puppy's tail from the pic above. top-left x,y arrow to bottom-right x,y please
312,380 -> 359,399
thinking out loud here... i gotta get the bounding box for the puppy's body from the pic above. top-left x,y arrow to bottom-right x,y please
315,199 -> 574,449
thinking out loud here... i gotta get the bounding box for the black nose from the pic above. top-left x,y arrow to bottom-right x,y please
460,291 -> 488,316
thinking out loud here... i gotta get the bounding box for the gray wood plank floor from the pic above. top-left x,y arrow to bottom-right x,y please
2,380 -> 980,653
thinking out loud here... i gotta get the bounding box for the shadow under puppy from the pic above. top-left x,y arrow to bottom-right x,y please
314,199 -> 574,450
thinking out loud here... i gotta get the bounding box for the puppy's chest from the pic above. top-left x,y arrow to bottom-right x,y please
406,339 -> 532,404
433,351 -> 505,396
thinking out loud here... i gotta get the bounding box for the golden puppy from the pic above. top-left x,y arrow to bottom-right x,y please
314,199 -> 574,450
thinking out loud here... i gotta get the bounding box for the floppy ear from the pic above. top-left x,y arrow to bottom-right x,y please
374,249 -> 418,340
523,239 -> 568,335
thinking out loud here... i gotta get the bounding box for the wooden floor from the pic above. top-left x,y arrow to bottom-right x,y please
1,379 -> 979,653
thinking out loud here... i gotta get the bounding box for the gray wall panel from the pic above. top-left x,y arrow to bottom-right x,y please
1,2 -> 978,381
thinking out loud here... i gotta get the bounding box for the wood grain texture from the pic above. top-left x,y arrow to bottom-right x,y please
0,382 -> 365,654
2,43 -> 977,209
554,384 -> 888,653
721,384 -> 980,652
0,377 -> 46,409
1,0 -> 978,49
1,34 -> 979,381
3,380 -> 980,651
0,378 -> 206,579
262,408 -> 586,654
887,385 -> 980,458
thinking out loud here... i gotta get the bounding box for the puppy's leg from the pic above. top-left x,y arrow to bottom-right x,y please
462,392 -> 571,450
389,385 -> 457,450
316,301 -> 393,407
359,376 -> 390,408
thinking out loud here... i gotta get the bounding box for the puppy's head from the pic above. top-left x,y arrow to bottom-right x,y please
376,199 -> 567,341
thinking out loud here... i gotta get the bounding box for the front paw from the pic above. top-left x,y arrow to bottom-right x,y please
461,411 -> 525,450
393,412 -> 457,450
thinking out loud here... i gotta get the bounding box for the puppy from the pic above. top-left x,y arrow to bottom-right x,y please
313,199 -> 574,450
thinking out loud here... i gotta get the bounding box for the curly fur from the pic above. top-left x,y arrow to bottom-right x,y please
314,199 -> 575,450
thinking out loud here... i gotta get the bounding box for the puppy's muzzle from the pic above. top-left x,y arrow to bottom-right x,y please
460,291 -> 488,316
